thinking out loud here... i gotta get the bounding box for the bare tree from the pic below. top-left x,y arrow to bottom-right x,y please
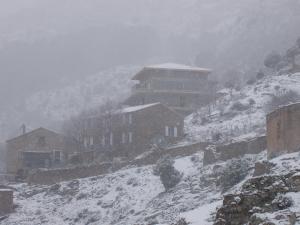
62,99 -> 122,152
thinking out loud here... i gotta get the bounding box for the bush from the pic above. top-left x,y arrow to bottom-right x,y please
265,90 -> 300,112
230,101 -> 250,111
256,71 -> 265,80
172,218 -> 190,225
154,155 -> 182,191
264,51 -> 282,70
248,98 -> 256,106
216,158 -> 250,192
246,78 -> 256,85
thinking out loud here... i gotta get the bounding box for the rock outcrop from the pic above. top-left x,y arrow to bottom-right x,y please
214,172 -> 300,225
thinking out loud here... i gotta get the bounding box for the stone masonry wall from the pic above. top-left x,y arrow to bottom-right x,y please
267,103 -> 300,158
27,141 -> 210,185
26,162 -> 117,185
0,189 -> 13,215
215,136 -> 267,161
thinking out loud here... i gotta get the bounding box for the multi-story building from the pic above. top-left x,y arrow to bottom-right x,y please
125,63 -> 216,115
83,103 -> 184,158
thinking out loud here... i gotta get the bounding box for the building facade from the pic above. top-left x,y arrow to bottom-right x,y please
267,103 -> 300,158
6,127 -> 79,175
83,103 -> 184,158
125,63 -> 217,115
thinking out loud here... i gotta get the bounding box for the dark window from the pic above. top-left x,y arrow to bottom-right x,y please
53,151 -> 61,163
37,136 -> 46,147
179,96 -> 186,107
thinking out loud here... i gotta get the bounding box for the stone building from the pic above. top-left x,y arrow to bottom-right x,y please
0,189 -> 13,215
267,103 -> 300,158
83,103 -> 184,158
125,63 -> 217,115
6,127 -> 79,175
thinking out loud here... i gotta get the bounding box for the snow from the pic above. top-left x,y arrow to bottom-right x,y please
146,63 -> 212,72
180,201 -> 222,225
119,102 -> 161,113
186,73 -> 300,143
174,154 -> 203,177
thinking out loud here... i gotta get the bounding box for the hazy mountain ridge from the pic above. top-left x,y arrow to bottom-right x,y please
0,66 -> 137,141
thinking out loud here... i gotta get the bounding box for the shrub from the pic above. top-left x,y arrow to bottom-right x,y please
256,71 -> 265,80
230,101 -> 250,111
246,78 -> 256,85
248,98 -> 256,106
154,155 -> 182,191
172,218 -> 190,225
265,90 -> 300,113
216,158 -> 250,192
264,51 -> 282,70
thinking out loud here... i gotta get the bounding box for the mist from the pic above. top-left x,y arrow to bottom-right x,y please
0,0 -> 300,138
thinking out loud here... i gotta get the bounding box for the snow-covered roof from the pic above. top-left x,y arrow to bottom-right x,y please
132,63 -> 212,80
119,103 -> 161,113
145,63 -> 212,72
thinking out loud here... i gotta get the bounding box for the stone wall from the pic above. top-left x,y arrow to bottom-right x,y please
26,162 -> 117,185
215,136 -> 266,161
133,141 -> 210,166
27,141 -> 210,185
0,189 -> 13,215
267,103 -> 300,158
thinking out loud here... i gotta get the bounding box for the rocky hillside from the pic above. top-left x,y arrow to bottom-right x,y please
3,148 -> 300,224
1,151 -> 264,225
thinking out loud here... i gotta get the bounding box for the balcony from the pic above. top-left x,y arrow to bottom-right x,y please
131,84 -> 207,95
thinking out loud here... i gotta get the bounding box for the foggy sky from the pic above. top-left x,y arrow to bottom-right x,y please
0,0 -> 300,140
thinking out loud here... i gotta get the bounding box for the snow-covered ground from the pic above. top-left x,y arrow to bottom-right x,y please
186,73 -> 300,143
1,151 -> 267,225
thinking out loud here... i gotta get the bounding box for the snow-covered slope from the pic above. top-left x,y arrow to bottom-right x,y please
1,151 -> 265,225
186,73 -> 300,143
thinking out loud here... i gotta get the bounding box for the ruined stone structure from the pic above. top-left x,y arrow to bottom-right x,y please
0,189 -> 13,215
6,127 -> 79,176
125,63 -> 217,115
83,103 -> 184,158
267,103 -> 300,158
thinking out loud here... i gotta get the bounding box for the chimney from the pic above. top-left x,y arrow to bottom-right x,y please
21,124 -> 26,135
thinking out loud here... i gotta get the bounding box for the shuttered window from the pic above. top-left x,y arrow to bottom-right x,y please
165,126 -> 169,136
174,127 -> 178,137
129,132 -> 133,143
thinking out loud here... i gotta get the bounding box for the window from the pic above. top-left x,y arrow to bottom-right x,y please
169,127 -> 174,137
89,136 -> 94,146
174,127 -> 178,137
110,133 -> 114,146
129,114 -> 133,124
129,132 -> 133,143
53,150 -> 62,163
101,135 -> 105,146
122,133 -> 126,144
37,136 -> 46,147
83,137 -> 88,148
165,126 -> 169,136
122,114 -> 127,124
179,96 -> 186,107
